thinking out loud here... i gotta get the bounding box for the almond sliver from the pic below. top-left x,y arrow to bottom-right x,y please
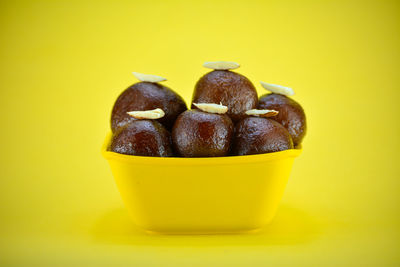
193,103 -> 228,114
127,108 -> 165,119
132,72 -> 167,83
260,81 -> 294,96
203,61 -> 240,70
245,109 -> 279,117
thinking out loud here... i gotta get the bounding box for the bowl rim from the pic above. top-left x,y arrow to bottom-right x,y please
102,132 -> 302,165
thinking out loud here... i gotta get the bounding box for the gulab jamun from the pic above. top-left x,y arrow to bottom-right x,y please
258,82 -> 306,146
191,62 -> 258,122
232,112 -> 294,156
109,109 -> 173,157
172,103 -> 234,157
111,72 -> 187,132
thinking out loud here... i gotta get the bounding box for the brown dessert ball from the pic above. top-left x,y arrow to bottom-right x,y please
258,93 -> 306,146
109,120 -> 173,157
172,110 -> 234,157
232,117 -> 293,156
191,70 -> 258,122
111,82 -> 187,132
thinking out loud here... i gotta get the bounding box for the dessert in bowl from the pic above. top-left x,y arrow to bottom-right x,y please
103,61 -> 306,234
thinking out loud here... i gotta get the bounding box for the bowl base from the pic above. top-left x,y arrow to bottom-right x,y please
143,227 -> 263,235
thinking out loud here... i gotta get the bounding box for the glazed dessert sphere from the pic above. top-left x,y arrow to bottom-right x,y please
172,110 -> 234,157
258,93 -> 306,146
232,117 -> 293,156
191,70 -> 258,122
109,120 -> 173,157
111,82 -> 187,132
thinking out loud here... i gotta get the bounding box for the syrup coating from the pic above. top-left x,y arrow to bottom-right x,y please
232,117 -> 293,156
192,70 -> 258,122
258,93 -> 306,146
109,120 -> 173,157
111,82 -> 187,132
172,110 -> 234,157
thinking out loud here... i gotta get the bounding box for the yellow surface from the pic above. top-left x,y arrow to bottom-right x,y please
0,0 -> 399,266
103,133 -> 301,234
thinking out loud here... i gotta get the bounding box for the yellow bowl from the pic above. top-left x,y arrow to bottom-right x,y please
102,132 -> 302,234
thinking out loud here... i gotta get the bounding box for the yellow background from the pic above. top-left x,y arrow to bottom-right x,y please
1,0 -> 399,266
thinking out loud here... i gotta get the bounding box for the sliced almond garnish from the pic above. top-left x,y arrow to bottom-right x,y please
127,108 -> 165,119
132,72 -> 167,83
193,103 -> 228,114
203,61 -> 240,70
260,81 -> 294,96
245,109 -> 279,117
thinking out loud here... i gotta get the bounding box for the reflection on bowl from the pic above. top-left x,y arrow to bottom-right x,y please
102,132 -> 302,234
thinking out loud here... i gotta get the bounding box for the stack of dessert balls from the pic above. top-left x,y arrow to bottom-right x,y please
109,62 -> 306,157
